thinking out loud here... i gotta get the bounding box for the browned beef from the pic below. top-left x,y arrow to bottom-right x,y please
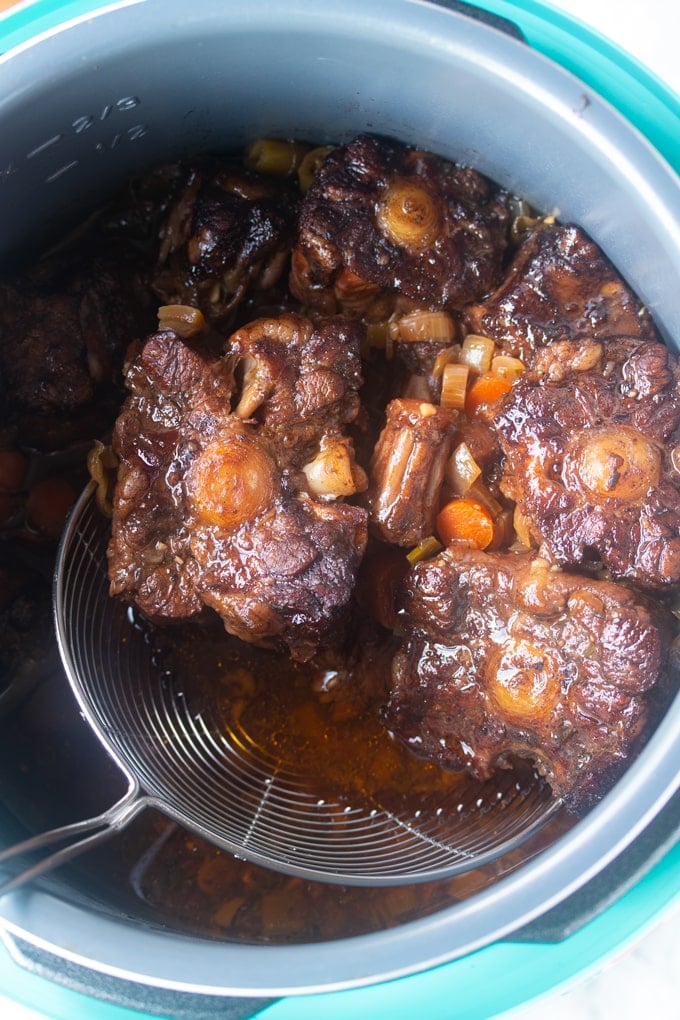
465,223 -> 659,363
290,134 -> 511,318
365,398 -> 457,547
191,495 -> 367,662
386,549 -> 666,806
0,251 -> 152,418
489,336 -> 680,589
229,311 -> 362,433
108,313 -> 368,660
152,160 -> 298,325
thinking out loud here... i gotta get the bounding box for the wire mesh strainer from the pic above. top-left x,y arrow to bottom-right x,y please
0,483 -> 561,892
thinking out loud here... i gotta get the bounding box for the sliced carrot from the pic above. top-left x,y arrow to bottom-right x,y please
0,449 -> 28,493
464,371 -> 512,418
26,478 -> 76,539
436,497 -> 496,550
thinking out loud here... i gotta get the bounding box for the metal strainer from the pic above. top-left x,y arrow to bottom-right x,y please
0,483 -> 560,892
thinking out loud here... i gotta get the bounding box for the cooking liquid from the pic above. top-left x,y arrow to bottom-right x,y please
111,616 -> 571,944
0,560 -> 572,944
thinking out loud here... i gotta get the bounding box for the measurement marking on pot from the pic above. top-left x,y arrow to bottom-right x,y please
0,162 -> 18,182
96,134 -> 122,152
95,125 -> 149,154
15,97 -> 147,184
72,97 -> 141,133
45,160 -> 79,183
38,125 -> 150,183
26,134 -> 63,159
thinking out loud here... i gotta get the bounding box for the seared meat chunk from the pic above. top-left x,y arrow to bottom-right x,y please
229,311 -> 369,496
490,336 -> 680,589
108,313 -> 368,660
108,329 -> 236,621
191,495 -> 367,662
290,134 -> 511,318
230,311 -> 363,432
366,398 -> 456,547
0,284 -> 94,411
0,251 -> 152,417
152,160 -> 297,325
465,223 -> 658,364
386,549 -> 666,805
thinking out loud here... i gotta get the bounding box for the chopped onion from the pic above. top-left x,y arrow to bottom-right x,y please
302,438 -> 367,499
388,310 -> 456,344
491,354 -> 525,382
493,508 -> 515,550
87,440 -> 118,517
466,480 -> 503,516
158,304 -> 207,338
297,145 -> 335,192
460,334 -> 495,373
440,362 -> 470,410
446,442 -> 482,495
513,504 -> 535,548
245,138 -> 310,177
511,211 -> 557,245
431,344 -> 462,380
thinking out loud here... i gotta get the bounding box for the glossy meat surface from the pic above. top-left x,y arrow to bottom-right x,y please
290,134 -> 511,317
489,336 -> 680,589
230,311 -> 362,434
386,549 -> 666,805
465,223 -> 659,363
152,159 -> 298,325
3,132 -> 674,836
108,314 -> 368,660
366,398 -> 456,546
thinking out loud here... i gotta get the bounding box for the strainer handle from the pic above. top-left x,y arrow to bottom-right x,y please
0,784 -> 148,898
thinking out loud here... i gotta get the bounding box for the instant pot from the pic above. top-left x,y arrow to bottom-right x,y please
0,1 -> 679,1017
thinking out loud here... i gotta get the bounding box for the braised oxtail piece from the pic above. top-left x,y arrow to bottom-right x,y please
465,222 -> 659,364
366,398 -> 457,547
489,335 -> 680,589
290,134 -> 511,318
386,549 -> 668,807
152,159 -> 298,326
108,312 -> 368,661
229,311 -> 363,433
0,248 -> 154,447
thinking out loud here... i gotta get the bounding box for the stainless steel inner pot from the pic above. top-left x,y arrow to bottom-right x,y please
0,0 -> 678,1003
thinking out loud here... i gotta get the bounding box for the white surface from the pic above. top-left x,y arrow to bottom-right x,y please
507,902 -> 680,1020
0,1 -> 678,1018
549,0 -> 679,96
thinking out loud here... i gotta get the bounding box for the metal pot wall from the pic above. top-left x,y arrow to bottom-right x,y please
0,0 -> 679,1016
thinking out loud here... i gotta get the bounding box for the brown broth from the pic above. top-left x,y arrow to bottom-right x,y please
112,804 -> 572,944
98,615 -> 572,944
153,615 -> 468,807
0,554 -> 574,945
